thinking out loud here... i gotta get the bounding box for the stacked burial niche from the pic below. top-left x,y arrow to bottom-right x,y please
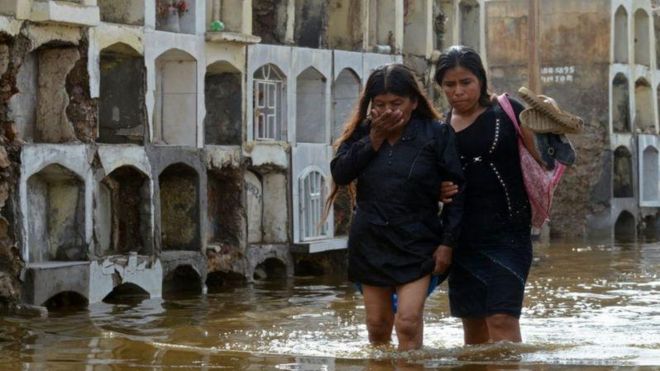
98,0 -> 145,25
253,64 -> 287,141
99,43 -> 146,144
299,168 -> 328,241
642,146 -> 659,203
404,0 -> 431,56
634,9 -> 650,66
294,0 -> 326,48
9,44 -> 80,143
613,146 -> 634,198
634,78 -> 653,133
326,0 -> 364,51
612,73 -> 630,133
614,6 -> 628,64
459,0 -> 480,51
208,0 -> 247,33
27,164 -> 86,262
332,68 -> 360,142
296,67 -> 327,143
204,61 -> 242,145
156,0 -> 197,34
252,0 -> 289,44
159,163 -> 200,251
207,168 -> 243,249
369,0 -> 397,52
154,49 -> 197,146
98,166 -> 151,256
244,170 -> 263,244
614,210 -> 636,243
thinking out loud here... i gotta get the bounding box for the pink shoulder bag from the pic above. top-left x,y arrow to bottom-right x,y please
497,94 -> 565,228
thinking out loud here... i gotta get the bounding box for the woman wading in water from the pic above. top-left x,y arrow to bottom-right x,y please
326,64 -> 464,350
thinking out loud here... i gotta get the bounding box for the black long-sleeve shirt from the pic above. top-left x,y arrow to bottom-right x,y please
331,116 -> 464,249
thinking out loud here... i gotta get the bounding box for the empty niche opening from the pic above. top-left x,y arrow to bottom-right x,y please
154,49 -> 197,146
159,163 -> 199,251
99,166 -> 151,256
614,6 -> 628,64
27,164 -> 85,262
434,0 -> 455,51
9,45 -> 80,143
244,170 -> 263,244
634,9 -> 650,66
459,0 -> 480,51
642,213 -> 660,242
208,0 -> 246,33
207,168 -> 242,247
642,146 -> 659,202
294,0 -> 326,48
294,257 -> 325,276
206,271 -> 246,292
634,78 -> 653,133
369,0 -> 397,51
252,0 -> 288,44
163,265 -> 203,296
253,64 -> 287,141
332,68 -> 360,142
99,43 -> 146,144
404,0 -> 431,56
614,210 -> 636,243
99,0 -> 145,25
156,0 -> 197,34
253,258 -> 287,280
612,73 -> 630,133
102,283 -> 150,304
204,61 -> 242,145
299,169 -> 328,240
326,0 -> 364,51
43,291 -> 88,311
296,67 -> 327,143
613,146 -> 634,198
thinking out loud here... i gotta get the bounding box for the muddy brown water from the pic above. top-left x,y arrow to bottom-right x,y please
0,242 -> 658,370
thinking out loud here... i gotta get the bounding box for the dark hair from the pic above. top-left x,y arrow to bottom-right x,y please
322,63 -> 441,222
434,45 -> 492,107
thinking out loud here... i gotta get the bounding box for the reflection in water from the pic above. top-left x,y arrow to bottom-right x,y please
0,242 -> 658,369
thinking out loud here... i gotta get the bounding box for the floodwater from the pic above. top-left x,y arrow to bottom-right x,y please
1,242 -> 659,370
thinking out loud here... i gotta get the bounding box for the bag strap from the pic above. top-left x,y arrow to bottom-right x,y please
496,93 -> 522,137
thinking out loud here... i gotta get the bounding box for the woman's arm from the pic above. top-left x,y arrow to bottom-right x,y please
330,123 -> 377,185
435,124 -> 465,249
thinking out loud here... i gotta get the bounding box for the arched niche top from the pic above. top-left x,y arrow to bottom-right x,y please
156,48 -> 197,62
297,66 -> 327,82
101,42 -> 142,57
207,60 -> 241,75
335,68 -> 361,84
613,72 -> 629,84
29,163 -> 84,182
159,162 -> 199,179
635,77 -> 651,88
104,164 -> 149,180
254,63 -> 286,80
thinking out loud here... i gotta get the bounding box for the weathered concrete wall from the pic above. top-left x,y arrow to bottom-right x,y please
486,0 -> 611,238
325,0 -> 364,51
98,0 -> 144,26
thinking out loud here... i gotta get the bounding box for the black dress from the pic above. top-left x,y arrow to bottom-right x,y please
331,115 -> 464,287
448,99 -> 533,318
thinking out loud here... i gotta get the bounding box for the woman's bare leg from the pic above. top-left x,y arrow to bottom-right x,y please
462,317 -> 490,344
485,314 -> 521,342
394,275 -> 431,351
362,284 -> 395,345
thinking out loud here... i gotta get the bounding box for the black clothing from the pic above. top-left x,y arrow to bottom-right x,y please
453,100 -> 531,241
331,116 -> 464,287
448,98 -> 533,318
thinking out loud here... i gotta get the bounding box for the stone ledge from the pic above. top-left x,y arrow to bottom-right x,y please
30,1 -> 100,27
291,237 -> 347,254
205,31 -> 261,45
